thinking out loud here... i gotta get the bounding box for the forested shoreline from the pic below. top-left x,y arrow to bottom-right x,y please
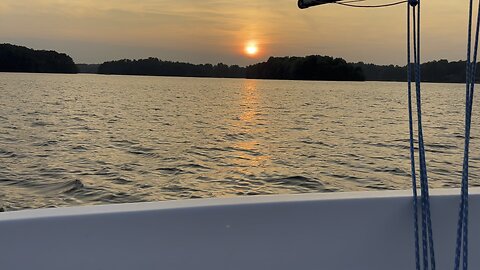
355,60 -> 479,83
245,56 -> 364,81
1,43 -> 478,83
96,55 -> 364,81
97,58 -> 245,78
95,56 -> 480,83
0,44 -> 77,73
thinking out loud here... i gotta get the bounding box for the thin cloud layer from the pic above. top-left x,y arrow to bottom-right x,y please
0,0 -> 467,65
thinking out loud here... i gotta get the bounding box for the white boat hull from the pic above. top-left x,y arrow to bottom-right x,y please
0,189 -> 479,270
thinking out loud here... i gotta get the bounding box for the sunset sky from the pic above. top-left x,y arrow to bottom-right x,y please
0,0 -> 467,66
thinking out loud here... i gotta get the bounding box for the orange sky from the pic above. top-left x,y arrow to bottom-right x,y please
0,0 -> 469,65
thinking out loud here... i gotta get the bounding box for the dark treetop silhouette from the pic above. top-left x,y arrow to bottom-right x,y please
0,44 -> 77,74
355,60 -> 480,83
98,55 -> 365,81
98,58 -> 245,78
246,55 -> 365,81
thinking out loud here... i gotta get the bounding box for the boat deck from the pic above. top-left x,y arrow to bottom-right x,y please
1,188 -> 479,270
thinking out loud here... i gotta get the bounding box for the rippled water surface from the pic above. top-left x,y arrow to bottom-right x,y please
0,73 -> 479,210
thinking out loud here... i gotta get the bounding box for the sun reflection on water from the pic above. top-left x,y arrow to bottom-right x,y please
239,79 -> 259,122
227,80 -> 272,177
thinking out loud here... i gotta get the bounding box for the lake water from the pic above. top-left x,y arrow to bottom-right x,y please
0,73 -> 479,211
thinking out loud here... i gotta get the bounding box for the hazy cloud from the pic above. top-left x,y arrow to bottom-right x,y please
0,0 -> 468,65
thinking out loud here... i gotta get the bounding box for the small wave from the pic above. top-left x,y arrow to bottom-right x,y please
110,177 -> 133,185
290,127 -> 309,131
0,149 -> 17,158
364,183 -> 391,190
131,145 -> 156,152
63,179 -> 85,193
426,143 -> 457,150
37,168 -> 69,179
107,118 -> 118,124
300,139 -> 331,147
127,145 -> 159,157
0,174 -> 19,184
369,142 -> 409,150
179,163 -> 211,170
196,175 -> 213,181
429,167 -> 456,177
32,140 -> 58,147
373,167 -> 408,177
111,139 -> 138,146
156,167 -> 185,174
47,101 -> 62,106
31,121 -> 52,127
135,183 -> 153,189
330,173 -> 362,182
225,146 -> 262,156
96,192 -> 141,203
41,179 -> 85,194
128,150 -> 159,158
72,116 -> 86,122
236,191 -> 265,196
269,176 -> 326,190
118,163 -> 140,172
431,126 -> 448,130
94,167 -> 118,176
452,133 -> 477,140
162,185 -> 199,193
193,145 -> 229,152
72,126 -> 98,131
186,150 -> 211,158
224,132 -> 253,140
72,145 -> 88,151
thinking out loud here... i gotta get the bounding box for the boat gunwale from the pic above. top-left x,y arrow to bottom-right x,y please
1,187 -> 478,221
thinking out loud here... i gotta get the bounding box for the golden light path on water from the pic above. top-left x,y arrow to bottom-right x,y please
229,80 -> 271,176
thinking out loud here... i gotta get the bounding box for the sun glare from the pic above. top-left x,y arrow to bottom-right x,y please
245,43 -> 259,56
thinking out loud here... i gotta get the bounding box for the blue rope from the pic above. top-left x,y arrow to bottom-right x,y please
412,7 -> 429,270
454,0 -> 480,269
406,3 -> 420,270
453,0 -> 473,268
417,4 -> 436,268
411,11 -> 427,269
409,1 -> 436,269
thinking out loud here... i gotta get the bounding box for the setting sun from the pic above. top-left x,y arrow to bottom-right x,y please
245,43 -> 259,56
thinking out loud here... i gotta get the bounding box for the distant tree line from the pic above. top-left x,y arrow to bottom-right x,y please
98,55 -> 365,81
2,43 -> 479,83
245,55 -> 365,81
355,60 -> 480,83
354,63 -> 405,82
98,58 -> 245,78
0,44 -> 77,73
